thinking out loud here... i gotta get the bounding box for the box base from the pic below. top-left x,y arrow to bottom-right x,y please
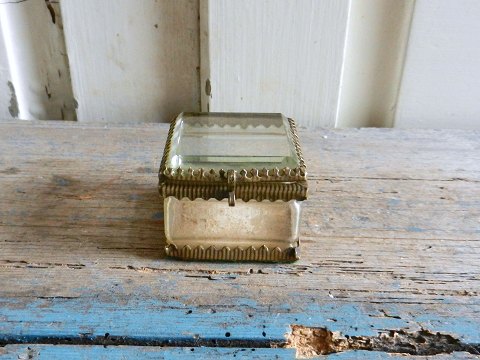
165,243 -> 299,262
164,197 -> 302,262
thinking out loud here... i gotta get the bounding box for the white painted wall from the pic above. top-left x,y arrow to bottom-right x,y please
394,0 -> 480,129
0,20 -> 13,119
61,0 -> 200,123
336,0 -> 414,128
2,0 -> 479,129
201,0 -> 350,128
0,0 -> 414,127
0,0 -> 75,120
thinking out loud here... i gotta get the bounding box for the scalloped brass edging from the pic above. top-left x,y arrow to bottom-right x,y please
160,182 -> 306,202
165,244 -> 299,262
287,117 -> 306,172
158,113 -> 308,203
161,166 -> 306,183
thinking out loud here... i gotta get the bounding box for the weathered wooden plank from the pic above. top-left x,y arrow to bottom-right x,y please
0,345 -> 477,360
330,352 -> 479,359
0,121 -> 479,357
0,345 -> 295,359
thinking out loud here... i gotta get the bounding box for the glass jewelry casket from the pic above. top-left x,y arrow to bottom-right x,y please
158,112 -> 308,262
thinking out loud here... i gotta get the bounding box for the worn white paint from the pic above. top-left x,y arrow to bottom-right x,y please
336,0 -> 414,128
199,0 -> 210,114
60,0 -> 200,123
0,0 -> 75,120
3,0 -> 478,129
395,0 -> 480,129
201,0 -> 350,128
0,18 -> 13,119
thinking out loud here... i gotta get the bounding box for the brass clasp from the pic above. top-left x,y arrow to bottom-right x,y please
227,169 -> 236,206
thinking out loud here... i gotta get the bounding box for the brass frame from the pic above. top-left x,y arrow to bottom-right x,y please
165,244 -> 299,262
158,113 -> 308,204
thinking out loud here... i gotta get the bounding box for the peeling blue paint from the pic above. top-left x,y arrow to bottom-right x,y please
53,176 -> 71,187
388,198 -> 401,206
129,194 -> 142,200
0,345 -> 295,359
151,212 -> 164,220
414,314 -> 479,343
406,226 -> 424,232
1,296 -> 479,345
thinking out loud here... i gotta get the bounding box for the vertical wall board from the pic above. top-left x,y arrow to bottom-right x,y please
202,0 -> 350,128
394,0 -> 480,129
0,0 -> 76,120
0,20 -> 13,119
199,0 -> 210,113
60,0 -> 200,123
336,0 -> 415,128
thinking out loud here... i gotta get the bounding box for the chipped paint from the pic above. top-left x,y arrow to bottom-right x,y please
0,344 -> 295,359
0,0 -> 76,120
205,78 -> 211,97
285,325 -> 479,358
7,81 -> 18,118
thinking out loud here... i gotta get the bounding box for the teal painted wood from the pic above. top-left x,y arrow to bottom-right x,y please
1,121 -> 479,357
1,346 -> 477,359
329,351 -> 478,359
1,297 -> 479,344
0,345 -> 296,359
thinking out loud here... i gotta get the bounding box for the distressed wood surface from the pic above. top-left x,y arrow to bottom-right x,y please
0,345 -> 477,360
0,121 -> 479,358
0,345 -> 296,360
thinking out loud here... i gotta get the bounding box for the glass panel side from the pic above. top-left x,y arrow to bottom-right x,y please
164,197 -> 301,250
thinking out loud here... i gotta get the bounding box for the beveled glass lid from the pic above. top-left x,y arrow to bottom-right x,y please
159,112 -> 307,205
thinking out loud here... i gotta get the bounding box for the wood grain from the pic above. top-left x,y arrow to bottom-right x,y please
0,345 -> 296,359
0,121 -> 479,357
0,345 -> 477,359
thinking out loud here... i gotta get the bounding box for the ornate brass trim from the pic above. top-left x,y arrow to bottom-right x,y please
159,114 -> 179,176
158,113 -> 308,203
160,166 -> 306,182
160,182 -> 307,202
165,243 -> 299,262
287,117 -> 306,172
